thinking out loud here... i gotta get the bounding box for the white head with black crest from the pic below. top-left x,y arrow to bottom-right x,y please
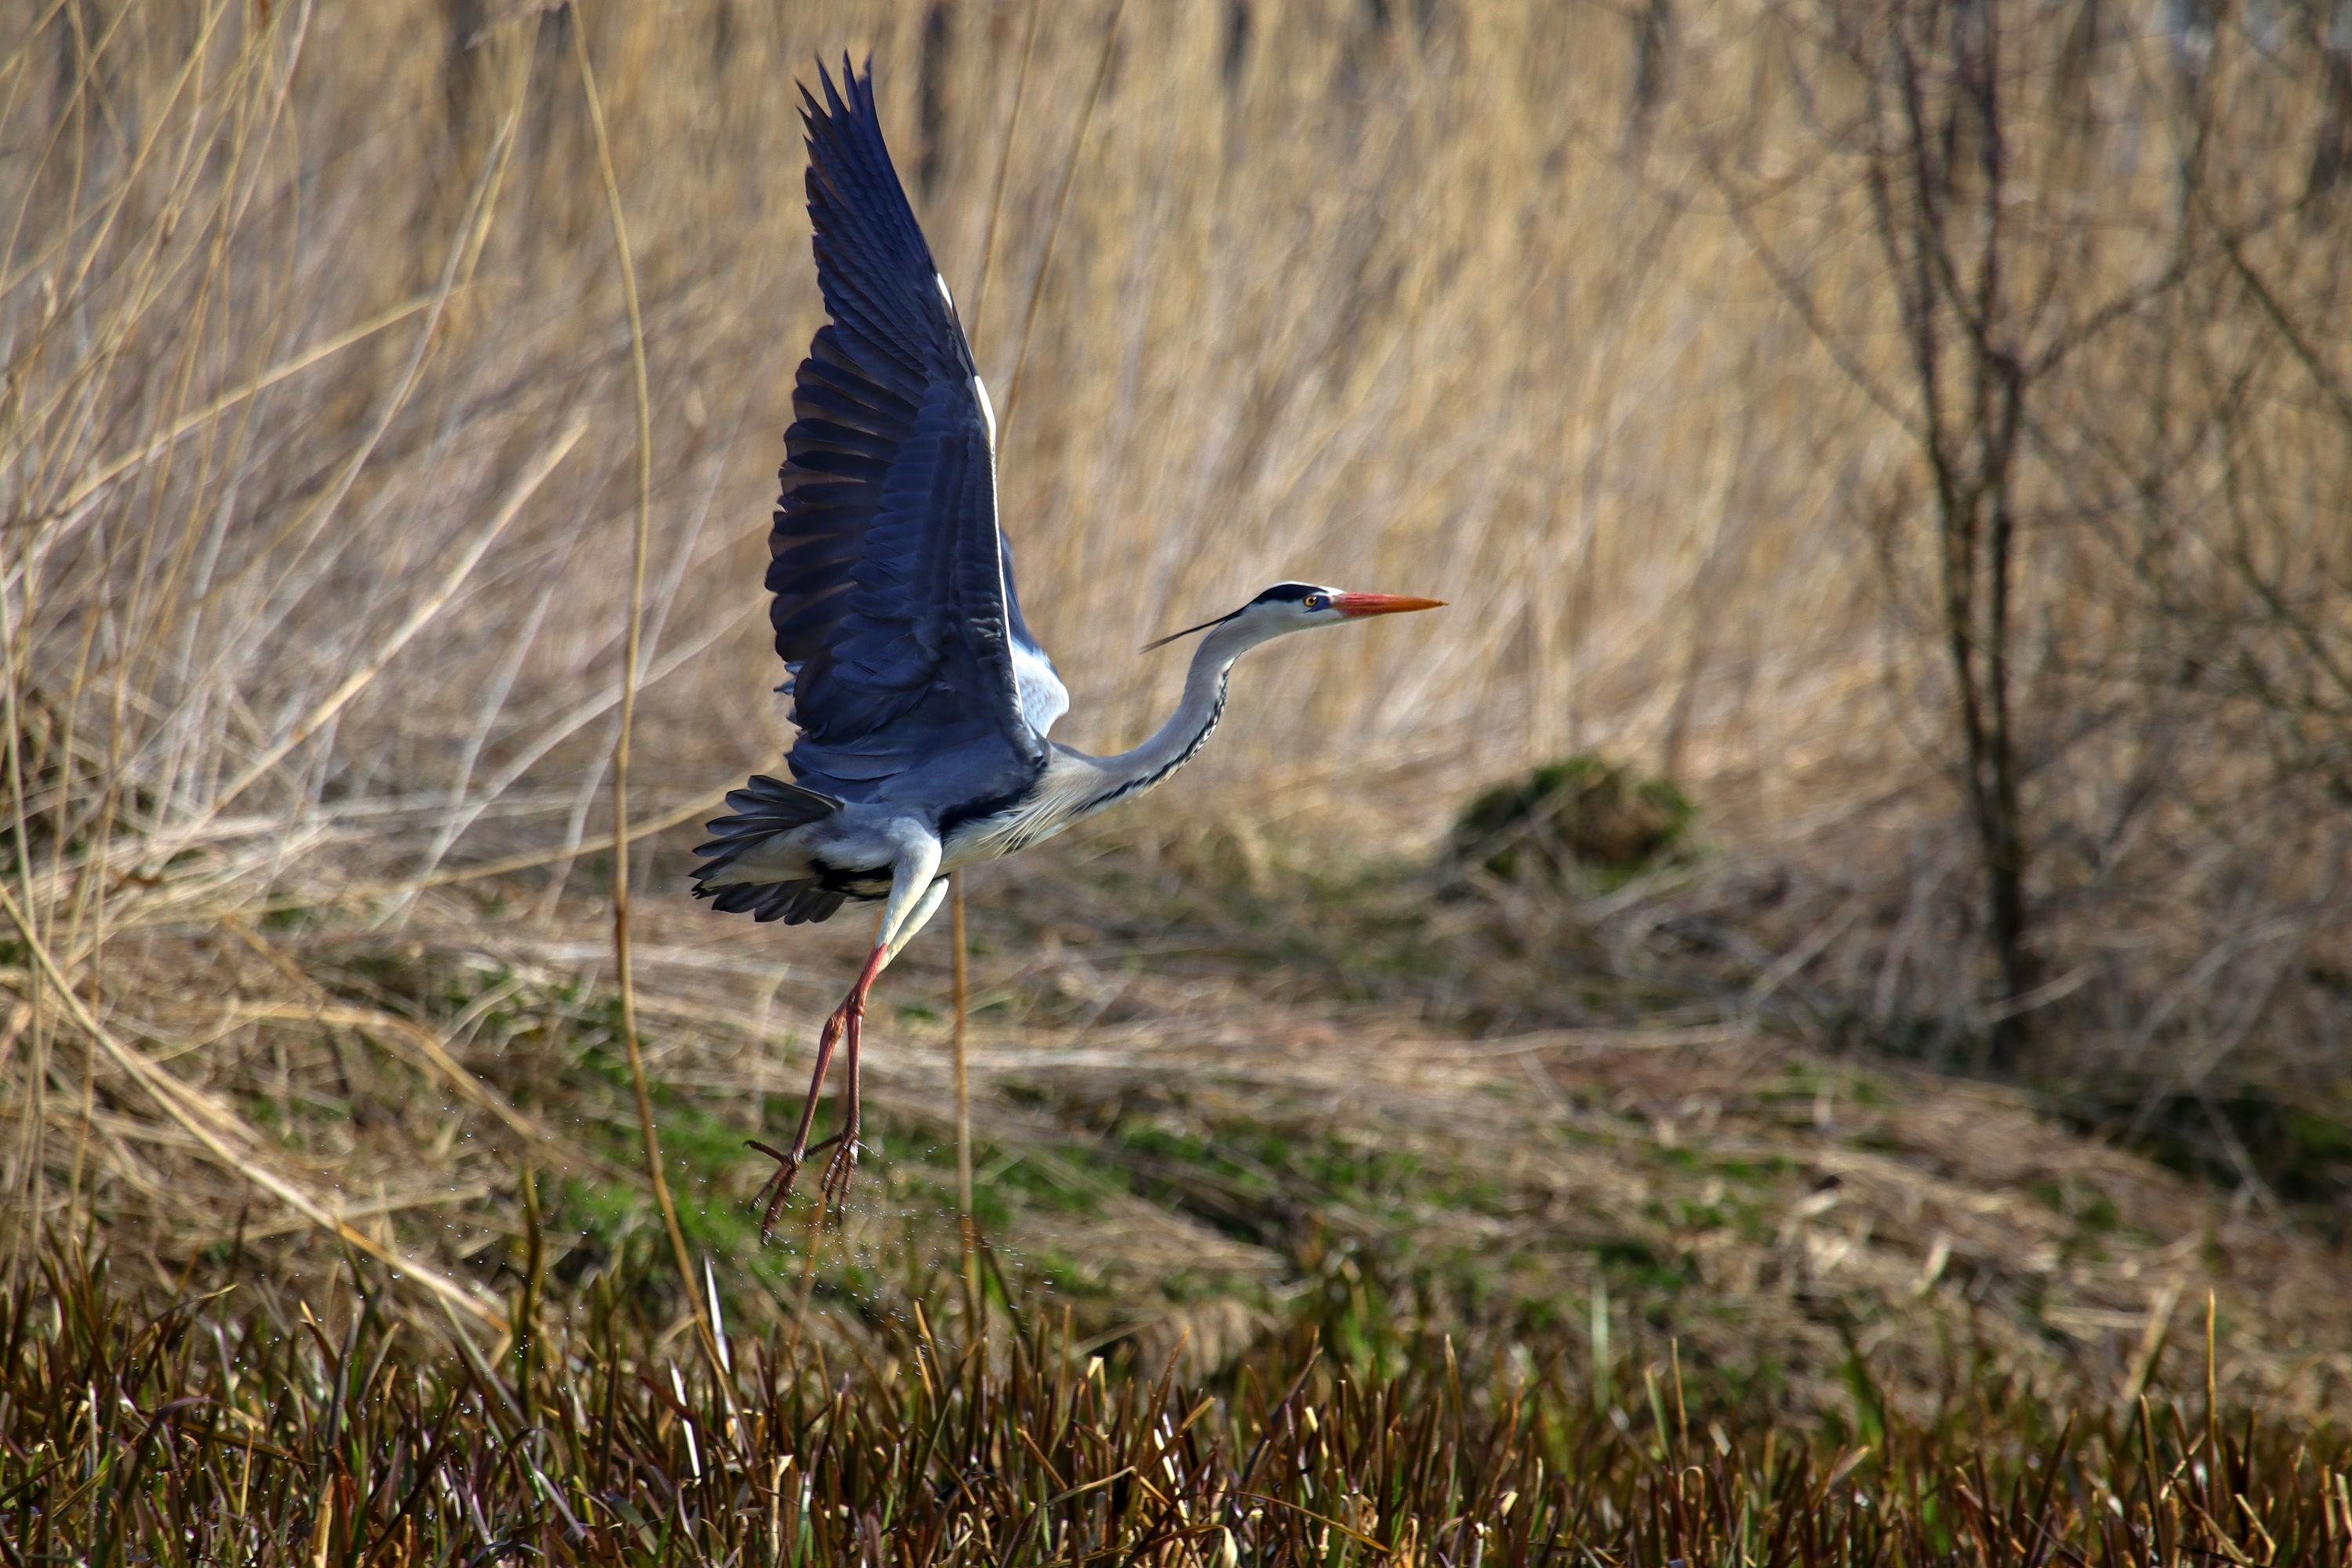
1143,582 -> 1446,654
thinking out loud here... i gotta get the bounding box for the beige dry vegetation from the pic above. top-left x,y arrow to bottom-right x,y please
3,0 -> 2350,1423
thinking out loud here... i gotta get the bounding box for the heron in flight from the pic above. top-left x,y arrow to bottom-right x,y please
695,61 -> 1442,1233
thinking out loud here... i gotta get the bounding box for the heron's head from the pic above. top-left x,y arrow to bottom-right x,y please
1144,582 -> 1444,653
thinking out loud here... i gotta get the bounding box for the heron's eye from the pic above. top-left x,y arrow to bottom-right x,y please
1303,593 -> 1327,611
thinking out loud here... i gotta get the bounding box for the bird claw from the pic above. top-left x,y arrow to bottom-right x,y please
748,986 -> 869,1240
818,1134 -> 860,1218
747,998 -> 862,1242
746,1131 -> 844,1241
746,1138 -> 804,1242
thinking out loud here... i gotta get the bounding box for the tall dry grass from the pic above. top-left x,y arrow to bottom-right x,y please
1,0 -> 2348,1312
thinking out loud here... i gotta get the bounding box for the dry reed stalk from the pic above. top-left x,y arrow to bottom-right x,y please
946,0 -> 1051,1331
930,0 -> 1128,1327
971,0 -> 1044,335
568,2 -> 719,1377
997,0 -> 1128,435
951,871 -> 978,1321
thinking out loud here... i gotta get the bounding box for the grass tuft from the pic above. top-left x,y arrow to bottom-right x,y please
4,1233 -> 2345,1565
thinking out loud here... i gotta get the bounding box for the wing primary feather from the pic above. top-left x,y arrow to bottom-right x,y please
757,57 -> 1064,820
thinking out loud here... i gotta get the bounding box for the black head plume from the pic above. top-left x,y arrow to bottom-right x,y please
1141,609 -> 1236,653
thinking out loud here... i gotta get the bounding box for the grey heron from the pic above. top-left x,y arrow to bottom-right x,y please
695,60 -> 1442,1233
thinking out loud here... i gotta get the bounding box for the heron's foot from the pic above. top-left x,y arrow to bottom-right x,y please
817,1131 -> 861,1218
747,1133 -> 844,1241
746,1000 -> 859,1241
747,1137 -> 804,1242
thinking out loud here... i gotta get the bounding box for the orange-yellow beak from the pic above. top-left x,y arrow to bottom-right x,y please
1330,592 -> 1446,619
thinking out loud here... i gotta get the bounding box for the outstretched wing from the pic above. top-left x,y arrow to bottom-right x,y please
768,60 -> 1059,805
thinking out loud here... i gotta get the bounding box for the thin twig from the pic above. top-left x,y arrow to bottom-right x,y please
568,2 -> 720,1378
969,0 -> 1042,332
950,870 -> 978,1325
951,0 -> 1044,1341
998,0 -> 1130,433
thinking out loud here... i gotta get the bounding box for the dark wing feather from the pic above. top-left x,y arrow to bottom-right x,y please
768,61 -> 1047,808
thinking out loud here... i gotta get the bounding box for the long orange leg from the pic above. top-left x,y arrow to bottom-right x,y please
818,980 -> 866,1217
748,1004 -> 840,1239
750,857 -> 946,1236
750,941 -> 887,1239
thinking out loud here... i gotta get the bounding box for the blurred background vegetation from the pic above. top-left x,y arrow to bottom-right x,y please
4,1 -> 2352,1545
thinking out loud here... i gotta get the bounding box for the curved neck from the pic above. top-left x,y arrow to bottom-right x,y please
1083,619 -> 1267,810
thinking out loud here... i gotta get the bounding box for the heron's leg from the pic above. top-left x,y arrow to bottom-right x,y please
820,979 -> 867,1219
750,949 -> 872,1240
884,875 -> 952,966
820,874 -> 948,1214
752,838 -> 944,1233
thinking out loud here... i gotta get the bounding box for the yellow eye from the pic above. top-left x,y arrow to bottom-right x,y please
1303,593 -> 1326,610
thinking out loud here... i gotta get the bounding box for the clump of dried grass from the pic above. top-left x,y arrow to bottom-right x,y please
7,1228 -> 2349,1564
1,0 -> 2347,1366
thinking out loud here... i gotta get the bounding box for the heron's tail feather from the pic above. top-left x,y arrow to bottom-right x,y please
700,878 -> 847,925
697,774 -> 843,855
691,775 -> 847,924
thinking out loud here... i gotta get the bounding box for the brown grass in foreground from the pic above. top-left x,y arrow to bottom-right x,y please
2,0 -> 2350,1405
7,1232 -> 2348,1565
